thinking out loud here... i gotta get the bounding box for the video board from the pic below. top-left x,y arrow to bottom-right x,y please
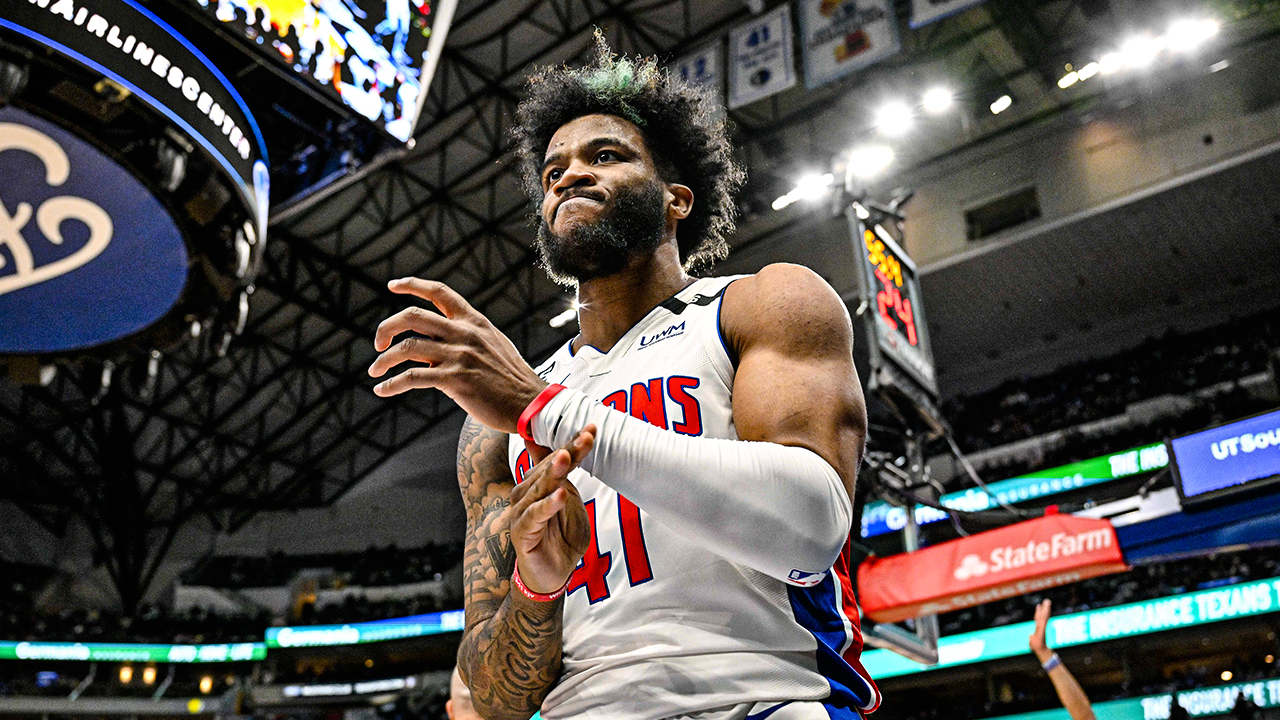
1170,408 -> 1280,505
190,0 -> 435,141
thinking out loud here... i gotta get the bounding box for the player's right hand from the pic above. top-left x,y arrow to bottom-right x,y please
508,425 -> 596,596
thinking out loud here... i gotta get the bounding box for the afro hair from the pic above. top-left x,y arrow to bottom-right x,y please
513,32 -> 746,274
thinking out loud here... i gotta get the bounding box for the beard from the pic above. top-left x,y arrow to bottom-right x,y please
535,180 -> 667,285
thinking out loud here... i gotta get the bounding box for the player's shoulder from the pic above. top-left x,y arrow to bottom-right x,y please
721,263 -> 852,345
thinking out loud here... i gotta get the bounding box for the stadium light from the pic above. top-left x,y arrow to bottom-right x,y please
200,676 -> 214,694
549,299 -> 581,328
990,94 -> 1013,114
1077,62 -> 1101,80
921,87 -> 953,114
772,173 -> 834,211
1057,71 -> 1080,88
142,666 -> 156,685
874,101 -> 914,136
1099,52 -> 1123,74
119,665 -> 133,684
846,146 -> 894,180
1167,19 -> 1218,52
1120,35 -> 1164,68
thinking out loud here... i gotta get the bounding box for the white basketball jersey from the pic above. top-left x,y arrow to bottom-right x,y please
507,276 -> 880,720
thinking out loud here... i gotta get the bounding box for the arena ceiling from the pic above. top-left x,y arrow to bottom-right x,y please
1,0 -> 1272,606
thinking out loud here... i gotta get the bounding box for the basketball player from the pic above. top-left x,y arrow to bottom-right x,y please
368,38 -> 878,720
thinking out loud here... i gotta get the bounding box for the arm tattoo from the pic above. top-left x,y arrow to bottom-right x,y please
455,416 -> 565,720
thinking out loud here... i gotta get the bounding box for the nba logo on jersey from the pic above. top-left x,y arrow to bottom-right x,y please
788,568 -> 827,587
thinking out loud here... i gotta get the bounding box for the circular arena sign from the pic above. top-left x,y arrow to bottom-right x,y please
0,106 -> 188,353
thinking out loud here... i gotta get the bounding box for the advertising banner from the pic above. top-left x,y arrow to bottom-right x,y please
798,0 -> 900,89
2,0 -> 270,237
265,609 -> 465,648
910,0 -> 985,28
862,575 -> 1280,679
727,4 -> 797,109
1171,408 -> 1280,504
0,641 -> 265,662
858,514 -> 1128,622
978,677 -> 1280,720
671,41 -> 725,117
0,107 -> 189,353
861,443 -> 1170,538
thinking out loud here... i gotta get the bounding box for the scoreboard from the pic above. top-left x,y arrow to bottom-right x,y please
849,208 -> 938,399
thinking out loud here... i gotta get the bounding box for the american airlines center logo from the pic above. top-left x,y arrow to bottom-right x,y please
0,108 -> 188,353
952,527 -> 1114,582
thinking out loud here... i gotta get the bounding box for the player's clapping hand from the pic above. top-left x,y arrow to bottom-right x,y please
368,278 -> 547,433
508,427 -> 597,595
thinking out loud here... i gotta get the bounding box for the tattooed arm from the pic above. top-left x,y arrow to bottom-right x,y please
454,416 -> 594,720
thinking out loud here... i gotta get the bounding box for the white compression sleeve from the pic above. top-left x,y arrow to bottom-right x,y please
533,387 -> 852,585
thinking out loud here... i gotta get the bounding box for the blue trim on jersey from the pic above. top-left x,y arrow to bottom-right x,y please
714,278 -> 743,367
823,701 -> 865,719
787,576 -> 877,713
746,701 -> 792,719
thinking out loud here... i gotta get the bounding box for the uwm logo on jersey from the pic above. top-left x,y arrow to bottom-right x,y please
513,375 -> 705,603
638,321 -> 685,349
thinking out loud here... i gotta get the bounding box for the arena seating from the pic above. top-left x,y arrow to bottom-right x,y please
943,310 -> 1280,452
181,542 -> 462,590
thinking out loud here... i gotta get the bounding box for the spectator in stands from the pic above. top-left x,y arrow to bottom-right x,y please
1029,599 -> 1096,720
446,667 -> 481,720
1229,690 -> 1259,720
1169,691 -> 1190,720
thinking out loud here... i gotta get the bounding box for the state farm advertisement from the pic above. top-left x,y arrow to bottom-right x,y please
857,514 -> 1129,623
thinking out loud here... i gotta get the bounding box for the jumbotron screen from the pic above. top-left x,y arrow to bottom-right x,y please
190,0 -> 435,141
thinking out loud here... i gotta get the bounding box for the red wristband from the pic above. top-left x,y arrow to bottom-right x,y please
513,564 -> 568,602
517,384 -> 566,443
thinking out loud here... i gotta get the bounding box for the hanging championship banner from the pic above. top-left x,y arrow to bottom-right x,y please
727,4 -> 797,109
671,41 -> 725,118
799,0 -> 901,89
910,0 -> 985,28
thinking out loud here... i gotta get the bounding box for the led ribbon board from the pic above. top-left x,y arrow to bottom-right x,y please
265,609 -> 465,648
0,641 -> 266,662
980,677 -> 1280,720
1171,408 -> 1280,505
282,675 -> 418,698
2,0 -> 270,239
861,443 -> 1170,538
863,575 -> 1280,679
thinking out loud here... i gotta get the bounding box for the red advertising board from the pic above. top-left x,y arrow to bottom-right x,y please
857,514 -> 1129,623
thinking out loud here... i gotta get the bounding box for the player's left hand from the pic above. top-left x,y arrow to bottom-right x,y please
368,278 -> 547,433
1029,598 -> 1053,662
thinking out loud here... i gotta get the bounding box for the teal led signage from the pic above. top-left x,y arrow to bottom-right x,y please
862,443 -> 1170,537
265,610 -> 466,648
0,641 -> 266,662
863,576 -> 1280,679
981,677 -> 1280,720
